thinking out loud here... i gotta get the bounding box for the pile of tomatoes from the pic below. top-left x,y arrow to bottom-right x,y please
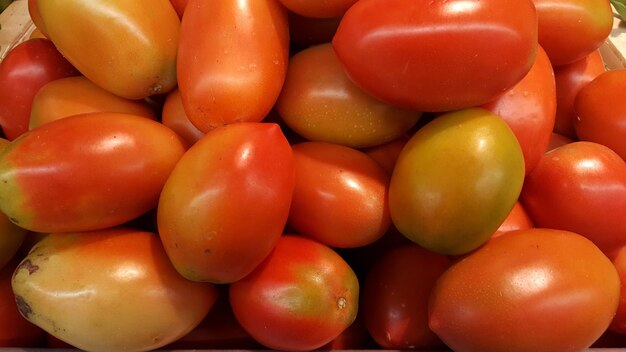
1,0 -> 626,351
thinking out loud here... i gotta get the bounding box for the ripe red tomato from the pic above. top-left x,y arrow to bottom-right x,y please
177,0 -> 289,132
0,38 -> 78,140
553,49 -> 605,139
161,88 -> 205,148
289,141 -> 391,248
278,0 -> 357,18
490,201 -> 534,239
532,0 -> 613,66
546,132 -> 574,152
276,43 -> 420,148
363,244 -> 450,349
0,112 -> 186,233
157,122 -> 295,283
332,0 -> 538,112
481,45 -> 556,175
609,245 -> 626,334
429,228 -> 620,352
574,69 -> 626,161
229,235 -> 360,351
521,141 -> 626,256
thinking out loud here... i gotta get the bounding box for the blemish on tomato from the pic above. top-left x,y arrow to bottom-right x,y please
15,259 -> 39,275
15,295 -> 33,318
337,297 -> 347,310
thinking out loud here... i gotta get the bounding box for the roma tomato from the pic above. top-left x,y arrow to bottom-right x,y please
0,38 -> 77,140
363,244 -> 450,349
363,134 -> 410,175
532,0 -> 613,66
610,245 -> 626,334
11,227 -> 218,352
36,0 -> 180,99
161,88 -> 205,148
521,141 -> 626,256
289,141 -> 391,248
29,76 -> 156,130
389,108 -> 525,255
177,0 -> 289,132
546,132 -> 575,152
490,201 -> 534,239
429,228 -> 620,352
27,0 -> 47,37
0,112 -> 186,233
481,45 -> 556,175
157,122 -> 294,283
229,235 -> 360,351
574,69 -> 626,161
553,49 -> 605,139
276,43 -> 420,148
332,0 -> 538,112
278,0 -> 357,18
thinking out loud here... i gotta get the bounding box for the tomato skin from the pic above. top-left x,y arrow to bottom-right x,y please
229,235 -> 360,351
363,244 -> 450,349
11,228 -> 218,352
332,0 -> 538,112
161,88 -> 205,148
277,43 -> 420,148
36,0 -> 179,99
27,0 -> 47,37
363,134 -> 410,175
553,49 -> 605,139
532,0 -> 613,66
481,45 -> 556,176
429,228 -> 620,352
521,141 -> 626,256
574,69 -> 626,161
0,112 -> 186,233
278,0 -> 357,18
157,122 -> 294,283
546,132 -> 574,152
389,108 -> 525,255
490,201 -> 534,239
177,0 -> 289,132
29,76 -> 156,130
289,141 -> 391,248
610,245 -> 626,334
0,38 -> 78,140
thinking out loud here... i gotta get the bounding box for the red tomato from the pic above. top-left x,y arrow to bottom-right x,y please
278,0 -> 357,18
481,45 -> 556,176
532,0 -> 613,66
157,122 -> 295,283
609,245 -> 626,334
177,0 -> 289,132
0,260 -> 46,347
490,201 -> 534,239
229,235 -> 360,351
289,12 -> 342,48
553,49 -> 605,139
546,132 -> 575,152
320,313 -> 375,350
0,112 -> 186,233
0,38 -> 78,140
521,141 -> 626,256
574,69 -> 626,161
289,141 -> 391,248
430,228 -> 620,352
332,0 -> 538,112
362,134 -> 410,175
363,244 -> 450,349
161,88 -> 205,148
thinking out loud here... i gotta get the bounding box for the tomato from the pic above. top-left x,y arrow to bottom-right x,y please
321,313 -> 374,350
169,0 -> 189,18
332,0 -> 538,112
429,228 -> 620,352
363,244 -> 450,349
363,134 -> 410,175
289,13 -> 342,48
0,38 -> 78,140
532,0 -> 613,66
553,49 -> 605,139
610,245 -> 626,334
0,211 -> 28,273
36,0 -> 179,99
27,0 -> 47,37
177,0 -> 289,132
546,132 -> 574,152
229,235 -> 359,351
481,45 -> 556,175
289,141 -> 391,248
11,227 -> 218,351
574,69 -> 626,161
161,88 -> 205,148
157,122 -> 294,283
490,201 -> 534,239
521,141 -> 626,256
0,112 -> 186,233
29,76 -> 156,130
276,43 -> 420,148
389,108 -> 525,255
278,0 -> 357,18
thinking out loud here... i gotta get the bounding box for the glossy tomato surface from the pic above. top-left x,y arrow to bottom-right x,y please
389,108 -> 525,255
157,122 -> 294,283
429,228 -> 620,352
11,228 -> 218,352
177,0 -> 289,132
0,112 -> 186,233
521,141 -> 626,256
229,235 -> 360,351
332,0 -> 538,112
289,141 -> 391,248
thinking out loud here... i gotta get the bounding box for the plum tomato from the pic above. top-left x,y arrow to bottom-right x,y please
609,245 -> 626,334
490,201 -> 534,239
161,88 -> 205,148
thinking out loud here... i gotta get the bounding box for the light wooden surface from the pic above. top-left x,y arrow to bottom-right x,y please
0,0 -> 35,60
